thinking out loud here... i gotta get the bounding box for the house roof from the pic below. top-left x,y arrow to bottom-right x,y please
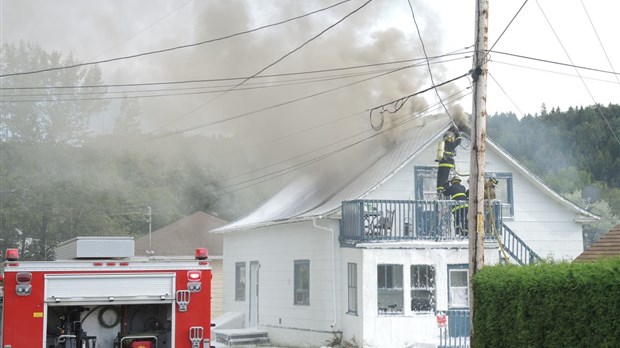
574,224 -> 620,262
135,211 -> 226,256
214,114 -> 597,233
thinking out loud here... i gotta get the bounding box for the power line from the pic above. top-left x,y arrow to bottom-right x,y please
490,60 -> 620,85
1,51 -> 471,91
214,90 -> 471,197
151,0 -> 374,132
491,50 -> 620,77
88,0 -> 195,61
579,0 -> 620,86
2,56 -> 470,102
0,0 -> 352,78
535,0 -> 620,147
487,0 -> 529,55
221,88 -> 471,187
407,0 -> 452,129
121,60 -> 417,147
488,72 -> 524,117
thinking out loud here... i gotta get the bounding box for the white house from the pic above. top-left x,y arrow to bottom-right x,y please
212,114 -> 597,348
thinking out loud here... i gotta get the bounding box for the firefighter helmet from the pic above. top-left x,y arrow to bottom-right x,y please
451,176 -> 461,183
443,131 -> 454,141
489,174 -> 498,186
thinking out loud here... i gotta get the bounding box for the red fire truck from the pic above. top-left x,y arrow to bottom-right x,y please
0,237 -> 213,348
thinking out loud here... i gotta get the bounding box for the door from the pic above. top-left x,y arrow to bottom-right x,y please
248,261 -> 259,327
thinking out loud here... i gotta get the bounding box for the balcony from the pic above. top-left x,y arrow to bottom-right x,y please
340,199 -> 503,245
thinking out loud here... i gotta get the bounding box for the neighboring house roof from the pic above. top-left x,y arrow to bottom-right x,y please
574,224 -> 620,262
135,211 -> 226,257
214,114 -> 597,233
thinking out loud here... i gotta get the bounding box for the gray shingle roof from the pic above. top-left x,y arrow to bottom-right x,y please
574,224 -> 620,262
215,115 -> 450,232
135,211 -> 226,256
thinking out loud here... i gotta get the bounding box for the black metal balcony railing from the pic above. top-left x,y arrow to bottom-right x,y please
340,200 -> 503,245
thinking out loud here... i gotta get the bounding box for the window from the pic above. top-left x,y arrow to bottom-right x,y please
377,264 -> 403,314
411,265 -> 436,312
235,262 -> 246,301
487,172 -> 514,217
347,263 -> 358,314
448,265 -> 469,308
414,166 -> 439,200
294,260 -> 310,305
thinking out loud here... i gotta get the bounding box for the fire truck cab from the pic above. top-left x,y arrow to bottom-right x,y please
0,237 -> 212,348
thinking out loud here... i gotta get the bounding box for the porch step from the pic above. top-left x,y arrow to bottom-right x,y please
214,328 -> 270,346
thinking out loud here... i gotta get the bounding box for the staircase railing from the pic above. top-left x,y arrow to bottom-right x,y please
499,223 -> 542,265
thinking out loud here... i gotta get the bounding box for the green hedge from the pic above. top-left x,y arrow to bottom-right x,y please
472,259 -> 620,347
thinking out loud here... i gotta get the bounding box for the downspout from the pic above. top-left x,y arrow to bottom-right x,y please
313,217 -> 338,330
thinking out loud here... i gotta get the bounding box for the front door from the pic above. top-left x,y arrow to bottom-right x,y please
249,261 -> 259,327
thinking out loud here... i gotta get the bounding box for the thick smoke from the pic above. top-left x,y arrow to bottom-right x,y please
2,0 -> 467,202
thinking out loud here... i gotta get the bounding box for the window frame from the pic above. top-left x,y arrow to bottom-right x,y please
294,259 -> 310,305
377,264 -> 404,315
410,264 -> 436,312
347,263 -> 358,315
488,172 -> 514,217
235,262 -> 246,301
415,166 -> 515,217
448,264 -> 469,309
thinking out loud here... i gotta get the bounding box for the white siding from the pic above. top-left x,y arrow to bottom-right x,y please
210,260 -> 224,318
222,219 -> 341,347
357,244 -> 500,348
371,142 -> 586,261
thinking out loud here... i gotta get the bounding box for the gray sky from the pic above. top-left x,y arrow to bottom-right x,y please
1,0 -> 619,167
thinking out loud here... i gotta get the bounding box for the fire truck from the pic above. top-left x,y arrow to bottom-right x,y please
0,237 -> 213,348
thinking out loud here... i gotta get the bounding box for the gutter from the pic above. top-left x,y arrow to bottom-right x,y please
312,217 -> 338,330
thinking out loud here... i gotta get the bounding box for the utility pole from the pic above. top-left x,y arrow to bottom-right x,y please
146,206 -> 154,255
468,0 -> 489,345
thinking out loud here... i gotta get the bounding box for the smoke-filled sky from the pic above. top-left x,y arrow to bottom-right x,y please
1,0 -> 619,194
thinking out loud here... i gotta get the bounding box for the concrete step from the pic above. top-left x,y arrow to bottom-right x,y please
214,328 -> 270,346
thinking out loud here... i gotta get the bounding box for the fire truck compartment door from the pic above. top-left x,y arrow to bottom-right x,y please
45,273 -> 175,304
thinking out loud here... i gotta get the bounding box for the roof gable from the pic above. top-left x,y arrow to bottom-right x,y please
135,211 -> 226,256
215,115 -> 596,233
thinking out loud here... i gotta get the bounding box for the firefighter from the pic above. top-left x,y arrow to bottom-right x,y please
485,174 -> 498,200
436,128 -> 462,193
444,175 -> 468,237
485,174 -> 499,235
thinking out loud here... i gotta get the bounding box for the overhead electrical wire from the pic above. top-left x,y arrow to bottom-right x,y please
406,0 -> 452,127
488,72 -> 524,117
88,0 -> 195,61
214,89 -> 472,197
535,0 -> 620,147
151,0 -> 374,132
0,0 -> 352,78
491,51 -> 620,78
1,51 -> 471,91
367,72 -> 469,131
121,57 -> 420,148
220,87 -> 471,187
486,0 -> 529,57
2,55 -> 470,102
490,60 -> 619,86
579,0 -> 620,86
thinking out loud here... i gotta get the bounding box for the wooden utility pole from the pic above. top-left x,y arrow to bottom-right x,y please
468,0 -> 489,345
